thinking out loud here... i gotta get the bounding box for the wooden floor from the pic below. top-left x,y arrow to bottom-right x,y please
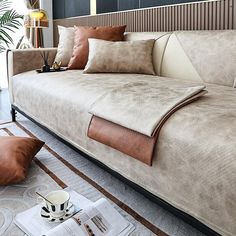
0,88 -> 11,121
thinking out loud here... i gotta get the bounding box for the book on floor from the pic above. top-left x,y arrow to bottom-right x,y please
14,189 -> 135,236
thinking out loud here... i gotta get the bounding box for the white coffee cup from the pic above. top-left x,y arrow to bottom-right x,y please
40,190 -> 70,218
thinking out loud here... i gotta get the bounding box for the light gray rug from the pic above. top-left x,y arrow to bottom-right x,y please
0,118 -> 204,236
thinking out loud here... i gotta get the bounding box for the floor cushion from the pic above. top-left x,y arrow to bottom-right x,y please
0,136 -> 44,185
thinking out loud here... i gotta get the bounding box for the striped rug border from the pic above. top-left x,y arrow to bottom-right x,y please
14,121 -> 168,236
0,121 -> 12,126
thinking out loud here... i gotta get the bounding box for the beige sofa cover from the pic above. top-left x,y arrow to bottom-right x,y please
7,30 -> 236,236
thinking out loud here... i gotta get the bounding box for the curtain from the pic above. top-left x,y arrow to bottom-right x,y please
25,0 -> 44,47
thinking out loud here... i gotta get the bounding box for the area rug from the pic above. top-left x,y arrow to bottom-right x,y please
0,119 -> 204,236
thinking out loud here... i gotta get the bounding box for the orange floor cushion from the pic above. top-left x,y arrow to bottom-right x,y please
0,136 -> 44,185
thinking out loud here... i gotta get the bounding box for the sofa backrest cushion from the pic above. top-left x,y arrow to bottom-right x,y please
125,32 -> 171,76
163,30 -> 236,87
68,25 -> 126,70
54,25 -> 75,67
125,30 -> 236,87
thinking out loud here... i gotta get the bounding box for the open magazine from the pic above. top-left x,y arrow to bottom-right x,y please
14,189 -> 135,236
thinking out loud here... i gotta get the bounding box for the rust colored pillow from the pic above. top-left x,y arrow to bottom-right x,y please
0,136 -> 44,185
68,25 -> 126,69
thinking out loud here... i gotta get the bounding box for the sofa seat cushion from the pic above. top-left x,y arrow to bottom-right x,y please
10,70 -> 236,236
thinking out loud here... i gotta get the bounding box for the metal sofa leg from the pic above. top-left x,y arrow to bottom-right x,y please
11,107 -> 16,122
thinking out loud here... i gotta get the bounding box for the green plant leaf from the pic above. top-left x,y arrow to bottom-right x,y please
0,0 -> 23,52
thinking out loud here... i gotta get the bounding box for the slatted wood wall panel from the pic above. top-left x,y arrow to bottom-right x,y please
53,0 -> 235,46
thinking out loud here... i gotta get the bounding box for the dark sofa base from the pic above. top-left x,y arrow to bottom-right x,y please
11,105 -> 220,236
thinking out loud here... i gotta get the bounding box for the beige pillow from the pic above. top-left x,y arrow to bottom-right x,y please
54,26 -> 75,67
84,39 -> 155,75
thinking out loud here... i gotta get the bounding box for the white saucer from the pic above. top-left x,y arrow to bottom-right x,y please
40,203 -> 75,223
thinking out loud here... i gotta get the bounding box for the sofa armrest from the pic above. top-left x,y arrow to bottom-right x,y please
7,48 -> 57,79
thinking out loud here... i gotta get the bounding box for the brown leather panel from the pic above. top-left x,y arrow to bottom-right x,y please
87,116 -> 158,166
87,92 -> 205,166
68,25 -> 126,69
0,136 -> 44,185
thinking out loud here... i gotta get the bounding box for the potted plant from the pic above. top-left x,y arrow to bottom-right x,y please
0,0 -> 22,53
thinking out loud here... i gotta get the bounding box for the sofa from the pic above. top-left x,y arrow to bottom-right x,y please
7,30 -> 236,236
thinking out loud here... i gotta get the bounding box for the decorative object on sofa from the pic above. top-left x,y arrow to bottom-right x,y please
52,61 -> 61,71
36,67 -> 67,73
84,39 -> 156,75
68,25 -> 126,69
54,25 -> 74,67
40,50 -> 50,72
0,0 -> 22,53
0,136 -> 44,185
36,57 -> 66,73
36,55 -> 66,73
24,1 -> 48,48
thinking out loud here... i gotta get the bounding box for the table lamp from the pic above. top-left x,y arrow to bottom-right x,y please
24,9 -> 49,48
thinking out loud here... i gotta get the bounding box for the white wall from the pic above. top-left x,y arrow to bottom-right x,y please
40,0 -> 53,48
0,1 -> 25,88
0,28 -> 24,88
0,53 -> 8,88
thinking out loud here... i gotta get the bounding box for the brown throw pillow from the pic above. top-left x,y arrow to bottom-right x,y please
68,25 -> 126,69
0,136 -> 44,185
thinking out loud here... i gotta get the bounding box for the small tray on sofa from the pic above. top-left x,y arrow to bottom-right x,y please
36,68 -> 67,73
